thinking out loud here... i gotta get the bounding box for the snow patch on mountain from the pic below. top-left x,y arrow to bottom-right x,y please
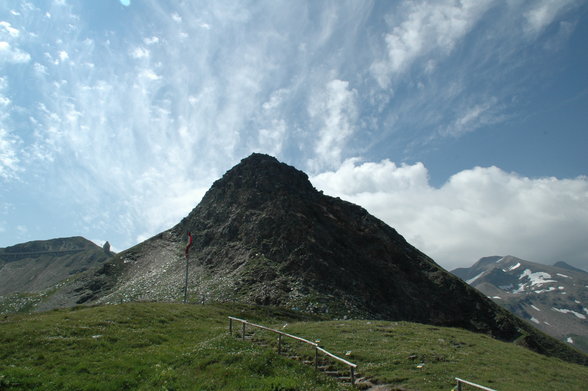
531,305 -> 541,311
519,269 -> 556,285
552,308 -> 587,320
505,262 -> 521,272
466,271 -> 485,285
534,287 -> 557,294
514,269 -> 557,293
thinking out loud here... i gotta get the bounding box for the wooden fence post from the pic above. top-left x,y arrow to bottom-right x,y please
314,345 -> 318,370
229,318 -> 233,335
242,322 -> 246,340
457,379 -> 462,391
278,334 -> 282,355
350,366 -> 355,385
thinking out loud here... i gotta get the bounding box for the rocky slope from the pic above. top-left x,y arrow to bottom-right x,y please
36,154 -> 587,364
0,237 -> 113,313
452,255 -> 588,353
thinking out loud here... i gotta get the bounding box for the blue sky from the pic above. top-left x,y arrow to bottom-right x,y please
1,0 -> 587,270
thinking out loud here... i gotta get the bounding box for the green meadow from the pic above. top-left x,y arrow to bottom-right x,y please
1,302 -> 586,390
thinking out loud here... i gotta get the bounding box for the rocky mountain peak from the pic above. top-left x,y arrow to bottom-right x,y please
199,153 -> 316,207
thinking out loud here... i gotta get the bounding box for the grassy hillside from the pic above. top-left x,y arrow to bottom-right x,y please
0,303 -> 587,391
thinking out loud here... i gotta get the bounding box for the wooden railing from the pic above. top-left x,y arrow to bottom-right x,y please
455,377 -> 497,391
228,316 -> 357,385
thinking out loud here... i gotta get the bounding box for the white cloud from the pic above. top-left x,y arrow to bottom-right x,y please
171,13 -> 182,23
262,89 -> 288,111
0,21 -> 20,38
144,36 -> 159,45
312,159 -> 588,271
371,0 -> 494,88
0,78 -> 10,106
257,119 -> 287,157
0,41 -> 31,64
308,79 -> 358,171
130,47 -> 149,59
139,69 -> 161,81
0,128 -> 20,179
523,0 -> 581,37
443,98 -> 501,137
58,50 -> 69,62
33,62 -> 47,76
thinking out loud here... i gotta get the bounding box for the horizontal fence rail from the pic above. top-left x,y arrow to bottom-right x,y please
455,377 -> 497,391
228,316 -> 357,385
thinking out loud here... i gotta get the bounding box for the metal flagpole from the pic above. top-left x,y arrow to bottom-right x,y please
184,252 -> 189,303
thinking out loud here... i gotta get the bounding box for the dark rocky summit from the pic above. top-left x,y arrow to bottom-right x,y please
37,154 -> 587,364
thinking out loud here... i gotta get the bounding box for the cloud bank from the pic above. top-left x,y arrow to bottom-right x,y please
312,159 -> 588,270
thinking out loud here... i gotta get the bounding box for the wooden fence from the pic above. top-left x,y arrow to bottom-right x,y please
228,316 -> 357,385
227,317 -> 499,390
455,377 -> 497,391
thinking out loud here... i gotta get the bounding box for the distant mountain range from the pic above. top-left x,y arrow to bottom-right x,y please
0,154 -> 586,365
452,256 -> 588,353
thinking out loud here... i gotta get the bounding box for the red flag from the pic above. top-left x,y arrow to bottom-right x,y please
185,232 -> 193,258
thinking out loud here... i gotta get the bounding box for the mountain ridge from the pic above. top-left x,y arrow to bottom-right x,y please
452,255 -> 588,353
0,236 -> 113,296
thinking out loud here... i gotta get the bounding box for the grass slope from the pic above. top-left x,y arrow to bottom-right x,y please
0,303 -> 586,391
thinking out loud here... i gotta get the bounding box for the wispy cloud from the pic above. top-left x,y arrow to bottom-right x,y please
0,21 -> 20,38
308,79 -> 358,171
523,0 -> 583,37
442,97 -> 504,137
370,0 -> 494,89
0,41 -> 30,64
0,127 -> 20,179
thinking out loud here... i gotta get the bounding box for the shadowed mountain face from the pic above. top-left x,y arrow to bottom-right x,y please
0,237 -> 113,296
170,155 -> 507,327
452,255 -> 588,353
45,154 -> 586,364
